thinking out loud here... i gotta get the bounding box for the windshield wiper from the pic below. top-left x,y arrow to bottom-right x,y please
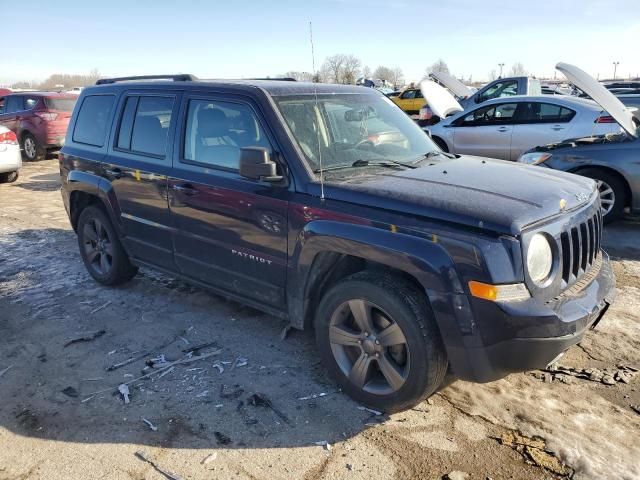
313,158 -> 417,173
419,150 -> 456,161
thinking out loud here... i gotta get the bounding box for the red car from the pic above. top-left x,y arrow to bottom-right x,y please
0,92 -> 77,161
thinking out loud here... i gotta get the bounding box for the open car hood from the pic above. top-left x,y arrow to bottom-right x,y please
419,80 -> 464,118
557,62 -> 638,138
429,71 -> 474,99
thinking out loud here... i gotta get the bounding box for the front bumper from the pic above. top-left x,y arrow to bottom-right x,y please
434,252 -> 616,383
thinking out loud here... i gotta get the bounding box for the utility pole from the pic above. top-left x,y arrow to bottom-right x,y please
498,63 -> 505,78
613,61 -> 620,80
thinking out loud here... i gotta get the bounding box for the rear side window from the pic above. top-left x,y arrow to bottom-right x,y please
116,96 -> 174,157
519,102 -> 575,123
73,95 -> 115,147
45,97 -> 77,111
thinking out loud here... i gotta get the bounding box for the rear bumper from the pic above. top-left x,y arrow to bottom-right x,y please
432,252 -> 616,382
0,148 -> 22,173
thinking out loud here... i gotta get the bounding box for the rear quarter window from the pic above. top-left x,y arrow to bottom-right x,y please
72,95 -> 115,147
45,97 -> 77,112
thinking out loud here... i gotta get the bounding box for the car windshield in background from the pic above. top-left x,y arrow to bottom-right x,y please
273,93 -> 438,175
44,97 -> 77,111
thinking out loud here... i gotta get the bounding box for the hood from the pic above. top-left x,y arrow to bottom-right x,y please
336,156 -> 597,235
557,62 -> 638,138
419,80 -> 464,118
428,71 -> 474,99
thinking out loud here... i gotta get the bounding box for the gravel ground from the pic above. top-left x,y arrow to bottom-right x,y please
0,159 -> 638,480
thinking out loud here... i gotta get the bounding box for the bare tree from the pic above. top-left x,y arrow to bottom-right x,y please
509,62 -> 527,77
284,71 -> 314,82
362,65 -> 372,79
342,55 -> 361,84
373,66 -> 394,83
392,67 -> 404,87
322,54 -> 346,83
426,59 -> 450,75
37,69 -> 102,89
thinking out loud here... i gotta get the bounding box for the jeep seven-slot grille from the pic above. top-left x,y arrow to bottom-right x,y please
559,210 -> 602,286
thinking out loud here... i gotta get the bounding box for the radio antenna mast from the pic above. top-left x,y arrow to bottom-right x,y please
309,21 -> 325,201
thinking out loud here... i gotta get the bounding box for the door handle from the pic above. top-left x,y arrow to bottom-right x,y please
171,183 -> 197,195
497,127 -> 509,132
105,167 -> 123,178
551,126 -> 565,131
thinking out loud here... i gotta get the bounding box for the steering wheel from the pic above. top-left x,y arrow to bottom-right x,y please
354,138 -> 374,150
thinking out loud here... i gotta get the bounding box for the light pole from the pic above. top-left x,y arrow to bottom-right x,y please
498,63 -> 505,78
613,61 -> 620,80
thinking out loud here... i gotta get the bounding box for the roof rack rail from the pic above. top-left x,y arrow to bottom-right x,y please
95,74 -> 198,85
249,77 -> 297,82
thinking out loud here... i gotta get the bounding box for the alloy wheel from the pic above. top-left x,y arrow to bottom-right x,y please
83,218 -> 114,276
24,137 -> 37,160
597,180 -> 615,217
329,299 -> 410,395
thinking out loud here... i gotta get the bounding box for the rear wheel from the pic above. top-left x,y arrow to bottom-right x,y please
77,205 -> 138,285
0,171 -> 18,183
21,132 -> 44,161
579,168 -> 627,224
315,272 -> 447,412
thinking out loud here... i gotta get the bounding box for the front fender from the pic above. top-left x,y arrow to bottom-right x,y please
287,220 -> 463,330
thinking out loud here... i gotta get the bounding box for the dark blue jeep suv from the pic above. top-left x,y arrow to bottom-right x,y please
60,75 -> 615,412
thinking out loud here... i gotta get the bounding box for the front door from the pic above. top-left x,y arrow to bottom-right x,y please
104,92 -> 179,270
168,95 -> 289,308
451,102 -> 519,159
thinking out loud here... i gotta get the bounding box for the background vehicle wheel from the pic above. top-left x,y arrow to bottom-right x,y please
432,136 -> 449,152
21,132 -> 44,161
315,271 -> 447,412
0,171 -> 18,183
579,168 -> 627,224
77,205 -> 138,285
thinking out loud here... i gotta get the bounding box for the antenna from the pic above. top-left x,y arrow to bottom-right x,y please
309,21 -> 325,201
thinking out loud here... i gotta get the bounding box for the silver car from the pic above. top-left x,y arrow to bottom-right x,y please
423,91 -> 622,161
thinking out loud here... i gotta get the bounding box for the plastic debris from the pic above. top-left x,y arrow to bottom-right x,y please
157,366 -> 174,379
106,329 -> 189,371
248,393 -> 290,424
232,357 -> 248,369
298,392 -> 331,401
89,301 -> 111,315
142,417 -> 158,431
357,406 -> 382,416
201,452 -> 217,465
64,329 -> 106,348
0,365 -> 13,378
443,472 -> 469,480
196,390 -> 209,398
118,384 -> 130,404
182,341 -> 218,355
314,440 -> 331,451
212,361 -> 224,374
135,451 -> 182,480
542,364 -> 638,386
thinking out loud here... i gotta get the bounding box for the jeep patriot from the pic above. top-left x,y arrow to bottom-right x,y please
60,75 -> 615,412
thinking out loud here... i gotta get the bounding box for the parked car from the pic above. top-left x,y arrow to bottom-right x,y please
0,125 -> 21,183
519,63 -> 640,223
618,94 -> 640,121
66,87 -> 84,95
0,92 -> 77,161
61,74 -> 615,412
422,81 -> 622,160
390,87 -> 425,118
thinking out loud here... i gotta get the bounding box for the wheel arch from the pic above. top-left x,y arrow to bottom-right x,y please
570,165 -> 632,208
67,171 -> 123,235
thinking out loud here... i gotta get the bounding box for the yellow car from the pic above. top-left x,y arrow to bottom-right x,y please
391,88 -> 425,118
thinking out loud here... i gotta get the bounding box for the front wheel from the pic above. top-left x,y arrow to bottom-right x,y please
0,171 -> 18,183
77,205 -> 138,285
315,272 -> 447,412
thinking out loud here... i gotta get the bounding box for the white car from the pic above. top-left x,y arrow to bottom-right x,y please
0,125 -> 22,183
422,82 -> 624,161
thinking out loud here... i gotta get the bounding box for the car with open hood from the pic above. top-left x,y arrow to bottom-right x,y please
421,76 -> 622,161
60,74 -> 615,412
519,63 -> 640,223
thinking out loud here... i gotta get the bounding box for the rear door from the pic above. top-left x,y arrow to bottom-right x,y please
168,93 -> 289,308
450,102 -> 518,159
510,102 -> 575,159
104,92 -> 179,270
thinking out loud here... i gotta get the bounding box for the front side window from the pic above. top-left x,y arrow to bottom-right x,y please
460,103 -> 519,126
72,95 -> 115,147
183,99 -> 272,170
480,81 -> 518,101
273,93 -> 439,175
4,96 -> 24,114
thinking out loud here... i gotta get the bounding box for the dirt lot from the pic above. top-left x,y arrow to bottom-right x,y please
1,159 -> 639,480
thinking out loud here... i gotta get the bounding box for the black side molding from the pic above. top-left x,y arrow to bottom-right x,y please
96,74 -> 198,85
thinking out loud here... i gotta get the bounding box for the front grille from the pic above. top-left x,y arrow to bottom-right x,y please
559,209 -> 602,287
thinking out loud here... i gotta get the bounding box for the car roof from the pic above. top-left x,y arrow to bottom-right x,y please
6,91 -> 77,98
86,79 -> 373,97
480,95 -> 602,109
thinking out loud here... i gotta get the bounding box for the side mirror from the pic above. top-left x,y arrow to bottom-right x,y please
239,147 -> 283,182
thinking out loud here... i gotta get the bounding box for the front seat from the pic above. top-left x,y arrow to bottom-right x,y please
195,108 -> 240,169
132,116 -> 166,156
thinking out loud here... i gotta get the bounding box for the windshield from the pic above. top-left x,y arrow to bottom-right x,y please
44,97 -> 77,112
273,92 -> 439,175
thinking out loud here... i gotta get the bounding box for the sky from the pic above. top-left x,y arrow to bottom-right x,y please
1,0 -> 639,85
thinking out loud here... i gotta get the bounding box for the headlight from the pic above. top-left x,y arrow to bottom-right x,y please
518,152 -> 552,165
527,233 -> 553,285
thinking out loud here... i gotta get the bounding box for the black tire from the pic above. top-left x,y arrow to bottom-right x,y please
432,136 -> 449,153
21,132 -> 44,161
0,171 -> 18,183
315,271 -> 447,412
77,205 -> 138,285
579,168 -> 627,224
